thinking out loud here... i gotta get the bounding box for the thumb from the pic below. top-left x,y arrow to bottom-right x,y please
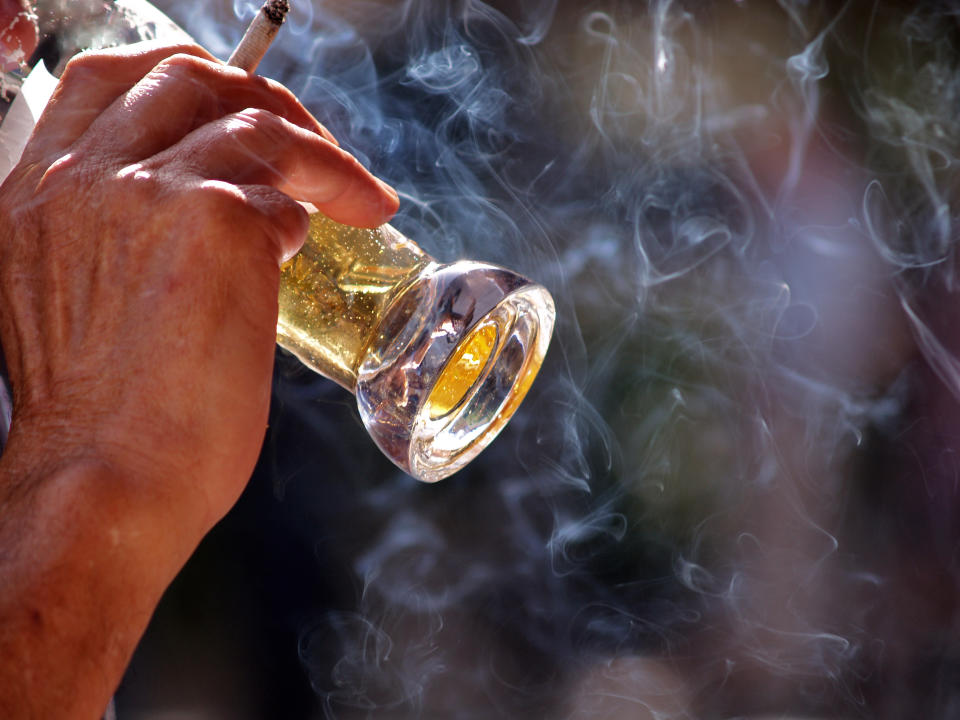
0,0 -> 37,71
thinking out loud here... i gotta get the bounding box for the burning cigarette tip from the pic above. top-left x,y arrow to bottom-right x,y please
226,0 -> 291,72
263,0 -> 291,26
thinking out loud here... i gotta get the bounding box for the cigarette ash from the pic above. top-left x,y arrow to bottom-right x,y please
114,1 -> 960,718
263,0 -> 290,27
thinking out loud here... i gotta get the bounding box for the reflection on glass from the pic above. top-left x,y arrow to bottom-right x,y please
276,211 -> 555,482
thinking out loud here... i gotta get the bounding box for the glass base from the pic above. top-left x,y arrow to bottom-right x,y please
356,262 -> 555,482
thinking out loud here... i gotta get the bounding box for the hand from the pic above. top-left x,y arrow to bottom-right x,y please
0,0 -> 36,70
0,41 -> 397,718
2,38 -> 397,528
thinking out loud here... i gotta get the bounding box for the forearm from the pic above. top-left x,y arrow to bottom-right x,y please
0,439 -> 190,719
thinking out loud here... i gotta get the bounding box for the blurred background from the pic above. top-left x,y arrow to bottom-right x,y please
26,0 -> 960,717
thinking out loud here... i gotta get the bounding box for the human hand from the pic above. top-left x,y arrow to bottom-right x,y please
1,39 -> 397,536
0,40 -> 397,717
0,0 -> 36,70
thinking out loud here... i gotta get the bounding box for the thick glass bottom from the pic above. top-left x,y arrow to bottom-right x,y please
356,262 -> 555,482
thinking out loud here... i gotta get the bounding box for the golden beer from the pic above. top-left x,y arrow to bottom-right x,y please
277,215 -> 429,391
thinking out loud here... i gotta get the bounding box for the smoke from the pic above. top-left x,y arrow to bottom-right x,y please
122,0 -> 960,717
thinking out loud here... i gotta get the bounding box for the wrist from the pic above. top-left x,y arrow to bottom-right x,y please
0,415 -> 208,576
0,445 -> 195,718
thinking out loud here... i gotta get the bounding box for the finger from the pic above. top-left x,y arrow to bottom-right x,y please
232,183 -> 310,263
185,180 -> 309,265
76,53 -> 337,163
146,108 -> 398,228
0,0 -> 36,71
25,41 -> 218,162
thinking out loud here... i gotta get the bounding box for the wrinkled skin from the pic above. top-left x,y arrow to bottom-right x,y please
0,41 -> 398,718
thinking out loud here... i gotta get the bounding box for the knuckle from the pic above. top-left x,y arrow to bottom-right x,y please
60,50 -> 112,83
255,189 -> 305,229
214,185 -> 302,262
234,106 -> 282,129
154,52 -> 213,80
63,47 -> 111,70
114,163 -> 162,200
194,180 -> 250,224
78,163 -> 163,234
36,153 -> 83,192
217,117 -> 260,152
225,108 -> 286,145
256,192 -> 309,262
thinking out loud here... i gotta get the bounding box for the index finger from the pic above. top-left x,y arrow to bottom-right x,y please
80,53 -> 335,164
147,108 -> 399,228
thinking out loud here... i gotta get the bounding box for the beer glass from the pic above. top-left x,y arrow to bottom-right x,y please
276,211 -> 555,482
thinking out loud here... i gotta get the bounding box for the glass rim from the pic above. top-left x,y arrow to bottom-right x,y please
356,261 -> 556,482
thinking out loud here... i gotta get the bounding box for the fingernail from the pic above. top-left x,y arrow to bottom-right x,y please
377,178 -> 399,218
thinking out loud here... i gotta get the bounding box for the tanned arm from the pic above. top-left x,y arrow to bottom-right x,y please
0,40 -> 397,718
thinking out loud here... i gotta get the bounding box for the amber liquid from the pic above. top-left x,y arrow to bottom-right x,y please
425,319 -> 499,419
276,213 -> 429,390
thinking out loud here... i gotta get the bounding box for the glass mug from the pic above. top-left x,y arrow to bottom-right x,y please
276,210 -> 555,482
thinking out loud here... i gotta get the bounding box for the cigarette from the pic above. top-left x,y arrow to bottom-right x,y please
226,0 -> 290,72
